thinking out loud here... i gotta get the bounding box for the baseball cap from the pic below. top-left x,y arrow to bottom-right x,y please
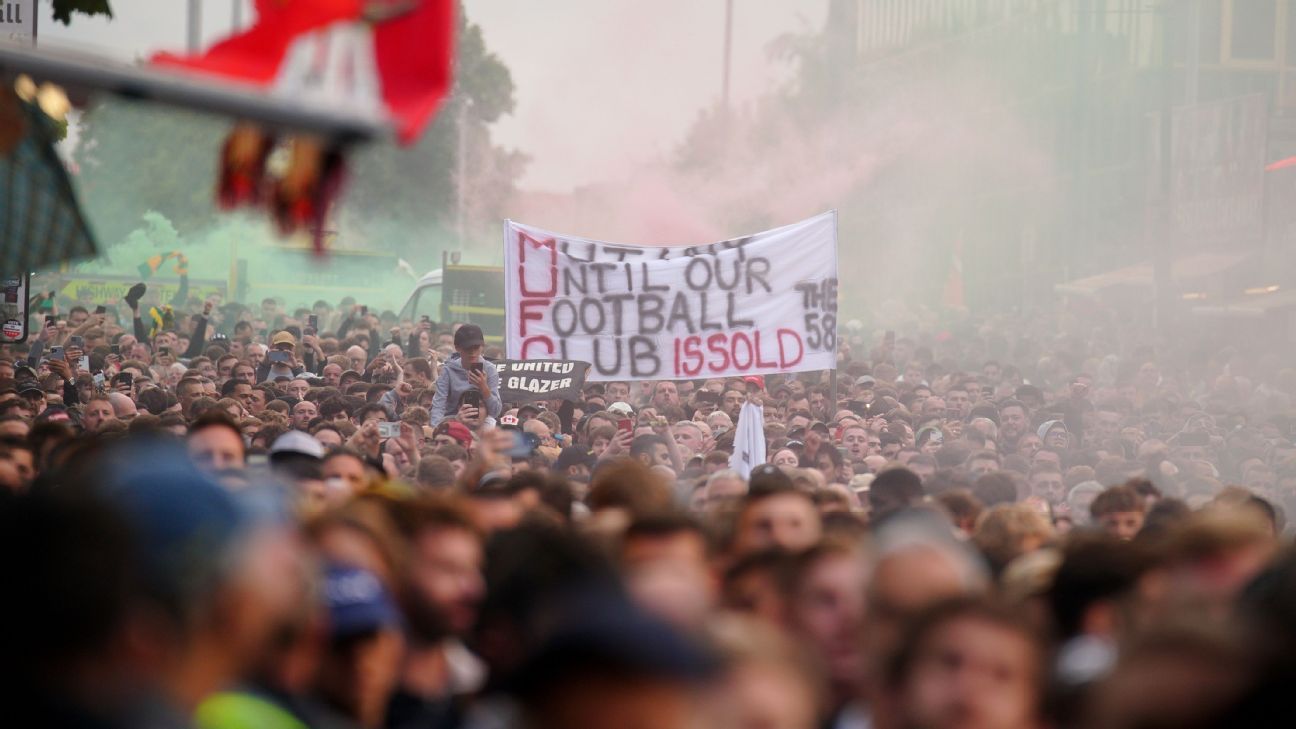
916,426 -> 943,447
322,564 -> 403,638
96,442 -> 249,611
809,421 -> 831,435
269,430 -> 325,460
1037,419 -> 1068,440
434,420 -> 473,447
608,401 -> 635,417
454,324 -> 485,348
855,375 -> 876,387
742,375 -> 765,391
499,413 -> 520,427
18,382 -> 44,397
518,403 -> 544,417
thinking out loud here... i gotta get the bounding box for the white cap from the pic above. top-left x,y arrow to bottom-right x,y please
607,401 -> 635,416
270,430 -> 325,460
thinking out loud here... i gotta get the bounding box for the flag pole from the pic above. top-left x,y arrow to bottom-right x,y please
187,0 -> 202,53
721,0 -> 733,110
830,209 -> 840,410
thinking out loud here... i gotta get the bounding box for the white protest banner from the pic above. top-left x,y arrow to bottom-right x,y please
504,212 -> 838,382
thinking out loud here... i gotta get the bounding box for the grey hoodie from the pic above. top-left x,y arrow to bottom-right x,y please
431,354 -> 502,423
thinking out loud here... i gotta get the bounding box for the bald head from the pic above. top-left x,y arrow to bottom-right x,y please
108,392 -> 137,419
523,418 -> 551,439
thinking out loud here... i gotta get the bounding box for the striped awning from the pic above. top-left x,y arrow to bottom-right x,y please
0,95 -> 98,272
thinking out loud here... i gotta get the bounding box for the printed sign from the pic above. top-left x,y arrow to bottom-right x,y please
504,212 -> 838,381
0,274 -> 27,343
496,359 -> 589,403
54,277 -> 226,309
0,0 -> 34,45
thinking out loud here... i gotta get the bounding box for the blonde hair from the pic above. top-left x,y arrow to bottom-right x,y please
973,503 -> 1054,572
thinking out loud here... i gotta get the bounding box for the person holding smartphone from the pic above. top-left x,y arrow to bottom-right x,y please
258,331 -> 306,383
429,324 -> 500,424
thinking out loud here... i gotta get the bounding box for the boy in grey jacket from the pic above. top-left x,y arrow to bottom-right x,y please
430,324 -> 501,423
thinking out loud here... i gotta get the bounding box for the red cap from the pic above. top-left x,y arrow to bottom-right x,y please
742,375 -> 765,390
437,420 -> 474,447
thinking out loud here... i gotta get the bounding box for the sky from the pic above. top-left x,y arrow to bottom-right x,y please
37,0 -> 828,192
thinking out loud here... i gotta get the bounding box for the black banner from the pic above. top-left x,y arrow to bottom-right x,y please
496,359 -> 589,403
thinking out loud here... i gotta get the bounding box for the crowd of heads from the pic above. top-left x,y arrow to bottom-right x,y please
5,291 -> 1296,729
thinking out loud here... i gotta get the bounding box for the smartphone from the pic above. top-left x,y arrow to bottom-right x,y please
618,418 -> 634,435
378,421 -> 401,439
470,362 -> 484,375
44,315 -> 54,326
158,347 -> 171,357
309,314 -> 319,330
269,350 -> 293,364
94,305 -> 106,315
461,390 -> 482,408
93,372 -> 105,388
79,356 -> 91,371
116,372 -> 133,387
68,335 -> 84,350
48,346 -> 64,361
110,344 -> 120,356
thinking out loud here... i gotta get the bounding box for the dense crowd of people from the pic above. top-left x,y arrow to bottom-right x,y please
4,284 -> 1296,729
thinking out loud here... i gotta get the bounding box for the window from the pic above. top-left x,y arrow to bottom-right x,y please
1225,0 -> 1279,63
1287,0 -> 1296,65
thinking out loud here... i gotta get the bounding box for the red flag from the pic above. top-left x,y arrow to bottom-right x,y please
153,0 -> 455,146
371,0 -> 456,144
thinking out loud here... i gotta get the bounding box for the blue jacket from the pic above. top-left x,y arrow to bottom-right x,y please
431,354 -> 501,423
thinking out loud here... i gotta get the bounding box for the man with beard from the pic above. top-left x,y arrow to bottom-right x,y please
998,400 -> 1031,451
387,496 -> 487,729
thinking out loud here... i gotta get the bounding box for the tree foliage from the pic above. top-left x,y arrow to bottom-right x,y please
51,0 -> 113,25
